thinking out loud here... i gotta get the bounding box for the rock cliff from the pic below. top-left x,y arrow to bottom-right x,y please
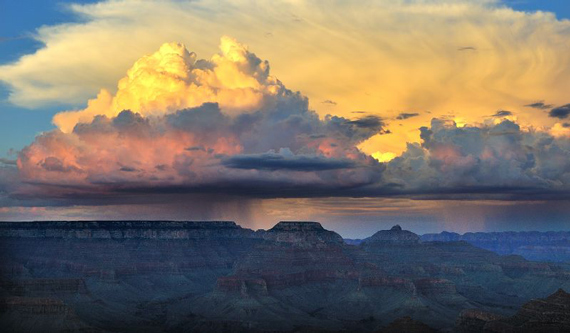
260,221 -> 344,245
1,221 -> 569,332
0,220 -> 254,239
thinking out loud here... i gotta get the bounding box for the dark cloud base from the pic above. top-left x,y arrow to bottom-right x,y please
221,152 -> 356,171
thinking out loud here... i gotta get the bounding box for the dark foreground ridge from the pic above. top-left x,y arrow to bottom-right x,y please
456,288 -> 570,332
1,221 -> 569,332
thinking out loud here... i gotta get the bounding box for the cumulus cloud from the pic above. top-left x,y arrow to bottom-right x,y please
550,122 -> 570,139
8,31 -> 570,203
2,0 -> 570,159
15,39 -> 384,200
15,92 -> 570,203
53,37 -> 287,133
383,118 -> 570,198
0,2 -> 569,205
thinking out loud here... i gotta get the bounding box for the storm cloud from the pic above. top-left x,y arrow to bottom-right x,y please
14,39 -> 384,202
222,149 -> 356,172
4,37 -> 570,207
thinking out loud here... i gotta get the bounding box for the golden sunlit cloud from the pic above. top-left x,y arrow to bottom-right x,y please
53,37 -> 285,132
16,37 -> 385,196
371,151 -> 396,163
1,0 -> 570,158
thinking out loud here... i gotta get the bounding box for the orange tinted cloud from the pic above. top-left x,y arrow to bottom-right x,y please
2,0 -> 570,160
17,39 -> 384,197
53,37 -> 286,133
9,36 -> 570,204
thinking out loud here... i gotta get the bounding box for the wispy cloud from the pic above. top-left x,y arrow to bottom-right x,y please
396,112 -> 420,120
492,110 -> 513,117
525,101 -> 554,110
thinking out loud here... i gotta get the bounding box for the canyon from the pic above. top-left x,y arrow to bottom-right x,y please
1,221 -> 569,332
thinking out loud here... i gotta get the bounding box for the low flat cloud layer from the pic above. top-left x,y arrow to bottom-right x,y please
221,150 -> 357,172
492,110 -> 512,117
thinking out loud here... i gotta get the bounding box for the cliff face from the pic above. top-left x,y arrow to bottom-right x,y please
0,223 -> 261,279
421,231 -> 570,263
260,221 -> 344,245
0,221 -> 254,239
1,221 -> 569,332
218,221 -> 357,298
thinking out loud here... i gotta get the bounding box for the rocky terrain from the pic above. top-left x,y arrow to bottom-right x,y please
421,231 -> 570,263
456,288 -> 570,332
1,221 -> 569,332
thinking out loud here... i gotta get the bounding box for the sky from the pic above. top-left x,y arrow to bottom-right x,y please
0,0 -> 569,237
